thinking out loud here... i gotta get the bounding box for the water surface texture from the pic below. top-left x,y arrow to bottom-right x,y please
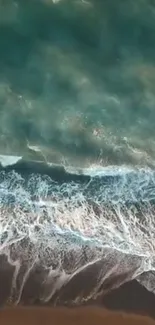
1,0 -> 155,167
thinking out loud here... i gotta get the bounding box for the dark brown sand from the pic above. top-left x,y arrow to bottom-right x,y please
0,306 -> 155,325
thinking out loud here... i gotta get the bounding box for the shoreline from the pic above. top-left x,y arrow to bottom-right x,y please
0,305 -> 155,325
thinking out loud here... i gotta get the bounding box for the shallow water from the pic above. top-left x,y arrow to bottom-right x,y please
0,166 -> 155,305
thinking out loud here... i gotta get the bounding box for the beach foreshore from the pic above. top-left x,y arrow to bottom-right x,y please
0,305 -> 155,325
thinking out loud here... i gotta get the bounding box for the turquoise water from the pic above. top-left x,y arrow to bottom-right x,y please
1,0 -> 155,168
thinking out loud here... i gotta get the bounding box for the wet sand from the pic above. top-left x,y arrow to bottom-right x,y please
1,273 -> 155,324
1,258 -> 155,323
103,279 -> 155,318
1,306 -> 155,325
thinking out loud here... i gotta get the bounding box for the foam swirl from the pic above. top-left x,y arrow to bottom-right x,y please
0,165 -> 155,305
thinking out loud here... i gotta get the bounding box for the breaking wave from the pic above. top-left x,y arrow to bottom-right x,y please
0,162 -> 155,306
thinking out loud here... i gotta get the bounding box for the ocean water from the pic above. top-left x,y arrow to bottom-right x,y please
0,0 -> 155,306
1,0 -> 155,167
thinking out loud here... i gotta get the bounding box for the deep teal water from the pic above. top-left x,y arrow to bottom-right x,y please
0,0 -> 155,168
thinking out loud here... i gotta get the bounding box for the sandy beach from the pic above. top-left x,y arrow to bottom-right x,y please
1,306 -> 155,325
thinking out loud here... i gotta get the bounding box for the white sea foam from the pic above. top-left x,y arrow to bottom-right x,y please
0,168 -> 155,256
0,167 -> 155,303
0,155 -> 22,167
64,163 -> 153,177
